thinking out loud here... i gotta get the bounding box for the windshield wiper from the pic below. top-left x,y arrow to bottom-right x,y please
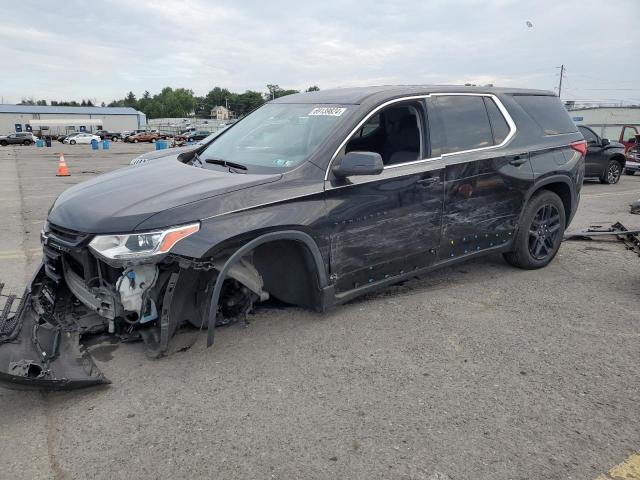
204,157 -> 248,172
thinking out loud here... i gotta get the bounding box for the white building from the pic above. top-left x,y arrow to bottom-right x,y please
210,105 -> 231,121
568,105 -> 640,142
0,105 -> 146,136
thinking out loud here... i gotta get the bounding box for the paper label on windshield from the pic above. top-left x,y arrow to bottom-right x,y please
308,107 -> 346,117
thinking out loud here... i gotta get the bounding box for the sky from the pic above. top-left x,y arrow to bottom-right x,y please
1,0 -> 638,105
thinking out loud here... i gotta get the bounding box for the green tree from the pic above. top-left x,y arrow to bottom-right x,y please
266,84 -> 299,99
230,90 -> 265,116
306,85 -> 320,92
123,91 -> 137,108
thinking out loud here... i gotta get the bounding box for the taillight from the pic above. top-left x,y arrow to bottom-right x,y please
570,140 -> 587,157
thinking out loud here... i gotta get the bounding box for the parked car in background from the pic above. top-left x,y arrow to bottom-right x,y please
0,132 -> 36,146
0,85 -> 588,389
130,131 -> 221,165
577,125 -> 626,184
174,130 -> 210,143
58,132 -> 83,143
122,129 -> 146,140
625,134 -> 640,175
63,133 -> 101,145
95,130 -> 121,141
124,132 -> 167,143
618,125 -> 639,153
186,130 -> 211,142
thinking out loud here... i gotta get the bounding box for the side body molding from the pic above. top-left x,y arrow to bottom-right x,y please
206,230 -> 328,347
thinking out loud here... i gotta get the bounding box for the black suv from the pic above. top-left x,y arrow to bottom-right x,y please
0,86 -> 586,389
577,125 -> 626,184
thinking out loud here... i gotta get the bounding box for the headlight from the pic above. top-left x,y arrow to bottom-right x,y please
89,223 -> 200,261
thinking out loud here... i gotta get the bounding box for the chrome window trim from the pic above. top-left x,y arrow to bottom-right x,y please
324,92 -> 517,180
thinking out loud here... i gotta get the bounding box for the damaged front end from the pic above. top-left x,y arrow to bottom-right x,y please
0,221 -> 267,390
0,270 -> 109,390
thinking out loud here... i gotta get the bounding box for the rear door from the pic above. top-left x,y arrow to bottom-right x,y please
325,99 -> 444,293
426,94 -> 533,260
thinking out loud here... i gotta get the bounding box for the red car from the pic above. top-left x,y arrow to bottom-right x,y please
125,132 -> 167,143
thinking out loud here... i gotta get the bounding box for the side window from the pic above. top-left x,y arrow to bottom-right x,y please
345,102 -> 423,166
513,95 -> 577,135
427,95 -> 494,155
579,126 -> 598,144
622,127 -> 638,142
483,97 -> 510,144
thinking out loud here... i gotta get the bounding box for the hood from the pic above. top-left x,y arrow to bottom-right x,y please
606,140 -> 625,150
48,157 -> 281,233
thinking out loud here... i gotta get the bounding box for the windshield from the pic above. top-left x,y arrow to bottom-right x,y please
200,103 -> 351,172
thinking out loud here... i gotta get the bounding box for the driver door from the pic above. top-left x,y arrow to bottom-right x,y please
324,100 -> 444,294
579,126 -> 603,176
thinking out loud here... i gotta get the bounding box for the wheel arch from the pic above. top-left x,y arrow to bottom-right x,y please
205,229 -> 330,347
607,153 -> 626,167
523,176 -> 575,226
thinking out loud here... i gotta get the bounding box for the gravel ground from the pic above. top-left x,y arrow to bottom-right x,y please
0,143 -> 638,480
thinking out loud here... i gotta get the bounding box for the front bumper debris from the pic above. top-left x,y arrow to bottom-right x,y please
564,222 -> 640,256
0,265 -> 108,390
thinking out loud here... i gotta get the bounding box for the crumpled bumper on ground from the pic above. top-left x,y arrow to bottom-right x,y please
0,265 -> 108,390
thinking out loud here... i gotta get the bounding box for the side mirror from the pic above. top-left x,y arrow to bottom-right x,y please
601,138 -> 610,146
332,151 -> 384,178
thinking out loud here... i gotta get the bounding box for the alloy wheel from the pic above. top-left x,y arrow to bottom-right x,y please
528,204 -> 561,260
607,162 -> 621,184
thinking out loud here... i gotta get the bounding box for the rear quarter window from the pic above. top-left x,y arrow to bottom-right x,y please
513,95 -> 577,135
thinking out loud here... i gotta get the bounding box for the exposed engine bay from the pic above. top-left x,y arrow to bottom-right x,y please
0,223 -> 271,390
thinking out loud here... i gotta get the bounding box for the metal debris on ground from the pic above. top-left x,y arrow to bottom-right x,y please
630,199 -> 640,215
564,222 -> 640,256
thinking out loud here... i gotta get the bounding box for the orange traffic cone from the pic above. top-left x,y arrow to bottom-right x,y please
56,153 -> 70,177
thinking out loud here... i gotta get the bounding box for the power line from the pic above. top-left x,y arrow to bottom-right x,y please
563,72 -> 640,85
569,88 -> 640,91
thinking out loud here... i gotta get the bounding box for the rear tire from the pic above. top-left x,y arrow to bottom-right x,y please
111,136 -> 118,142
503,190 -> 566,269
599,160 -> 622,184
151,138 -> 156,143
70,139 -> 76,145
133,139 -> 139,143
23,140 -> 31,146
0,140 -> 7,146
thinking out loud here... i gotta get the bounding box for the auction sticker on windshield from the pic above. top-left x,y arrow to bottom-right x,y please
308,107 -> 347,116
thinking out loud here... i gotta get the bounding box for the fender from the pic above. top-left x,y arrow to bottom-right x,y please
520,174 -> 576,224
206,230 -> 328,347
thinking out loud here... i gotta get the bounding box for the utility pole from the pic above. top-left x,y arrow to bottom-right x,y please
558,64 -> 565,98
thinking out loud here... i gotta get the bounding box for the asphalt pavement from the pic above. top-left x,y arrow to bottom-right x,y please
0,143 -> 639,480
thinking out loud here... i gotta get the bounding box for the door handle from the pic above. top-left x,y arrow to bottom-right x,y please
416,177 -> 438,186
509,155 -> 528,166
